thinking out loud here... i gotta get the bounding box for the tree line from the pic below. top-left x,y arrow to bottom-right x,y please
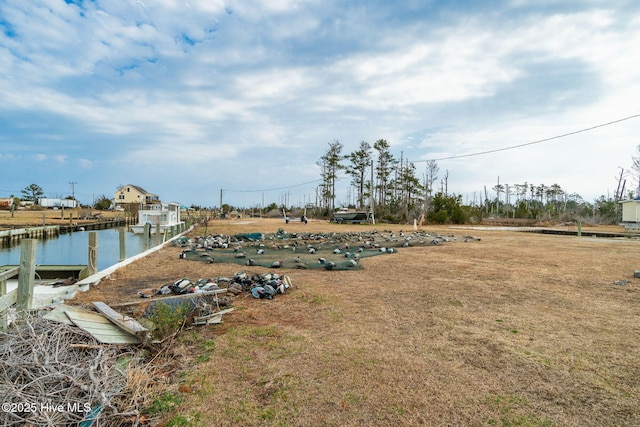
316,140 -> 638,225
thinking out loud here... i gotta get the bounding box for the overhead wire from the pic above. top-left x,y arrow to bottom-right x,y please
411,113 -> 640,163
222,178 -> 322,193
222,113 -> 640,194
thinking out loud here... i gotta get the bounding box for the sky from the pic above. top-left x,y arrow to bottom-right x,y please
1,0 -> 640,209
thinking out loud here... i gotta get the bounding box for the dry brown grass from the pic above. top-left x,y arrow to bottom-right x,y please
0,208 -> 125,229
69,218 -> 640,426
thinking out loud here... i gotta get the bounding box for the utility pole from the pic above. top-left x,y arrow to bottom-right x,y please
69,181 -> 78,200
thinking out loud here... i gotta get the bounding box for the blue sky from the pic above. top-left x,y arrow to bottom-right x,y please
1,0 -> 640,209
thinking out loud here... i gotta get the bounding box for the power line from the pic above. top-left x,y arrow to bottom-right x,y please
215,114 -> 640,196
411,113 -> 640,163
222,178 -> 322,193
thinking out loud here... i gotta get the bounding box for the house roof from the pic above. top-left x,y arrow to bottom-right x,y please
118,184 -> 157,196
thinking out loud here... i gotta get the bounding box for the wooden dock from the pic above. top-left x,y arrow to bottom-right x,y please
0,226 -> 59,246
0,218 -> 134,246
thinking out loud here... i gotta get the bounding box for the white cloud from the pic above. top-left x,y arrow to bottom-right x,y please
78,159 -> 92,169
1,1 -> 640,206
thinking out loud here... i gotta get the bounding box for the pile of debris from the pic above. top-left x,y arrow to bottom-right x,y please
165,270 -> 294,303
224,271 -> 292,300
0,268 -> 296,425
137,271 -> 292,301
0,313 -> 149,427
133,272 -> 292,327
0,254 -> 299,426
174,229 -> 481,269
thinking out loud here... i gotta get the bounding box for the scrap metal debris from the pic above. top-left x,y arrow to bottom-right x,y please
176,229 -> 483,269
135,273 -> 292,299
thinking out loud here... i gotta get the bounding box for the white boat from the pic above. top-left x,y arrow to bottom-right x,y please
130,202 -> 184,234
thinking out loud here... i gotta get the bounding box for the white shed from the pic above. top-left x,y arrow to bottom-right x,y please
38,198 -> 77,208
619,199 -> 640,226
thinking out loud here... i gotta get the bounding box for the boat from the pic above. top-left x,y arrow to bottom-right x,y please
1,264 -> 90,313
0,264 -> 90,281
332,209 -> 371,224
130,202 -> 184,235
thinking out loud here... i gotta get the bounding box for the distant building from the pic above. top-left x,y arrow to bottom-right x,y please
620,199 -> 640,224
38,198 -> 77,208
114,185 -> 159,206
0,198 -> 14,209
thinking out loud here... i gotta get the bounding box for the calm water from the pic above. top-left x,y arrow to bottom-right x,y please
0,228 -> 159,271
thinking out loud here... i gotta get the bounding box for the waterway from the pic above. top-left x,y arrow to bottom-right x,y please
0,228 -> 161,271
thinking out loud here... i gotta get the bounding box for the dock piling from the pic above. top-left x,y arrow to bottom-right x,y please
0,273 -> 6,330
16,239 -> 36,311
88,232 -> 98,277
119,228 -> 126,262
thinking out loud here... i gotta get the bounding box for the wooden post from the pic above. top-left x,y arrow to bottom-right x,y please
155,223 -> 161,246
143,223 -> 150,251
0,267 -> 19,329
119,228 -> 126,261
17,239 -> 37,311
0,275 -> 7,330
88,231 -> 98,277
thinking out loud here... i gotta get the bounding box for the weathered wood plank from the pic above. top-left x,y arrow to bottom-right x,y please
193,307 -> 236,325
0,279 -> 8,330
0,267 -> 20,282
92,301 -> 149,337
64,308 -> 141,345
109,288 -> 228,308
0,289 -> 17,310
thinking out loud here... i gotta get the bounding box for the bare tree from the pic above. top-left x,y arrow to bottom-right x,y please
630,145 -> 640,197
424,160 -> 439,212
493,177 -> 504,216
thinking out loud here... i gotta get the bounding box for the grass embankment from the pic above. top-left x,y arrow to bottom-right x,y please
79,218 -> 639,427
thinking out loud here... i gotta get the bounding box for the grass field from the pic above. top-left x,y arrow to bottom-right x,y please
67,218 -> 639,426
